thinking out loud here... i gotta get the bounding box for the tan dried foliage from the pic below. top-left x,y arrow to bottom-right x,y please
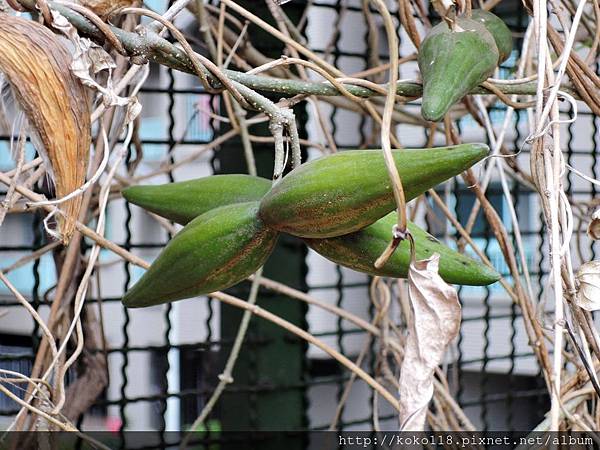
78,0 -> 140,17
587,208 -> 600,240
575,261 -> 600,311
0,14 -> 91,243
399,254 -> 461,431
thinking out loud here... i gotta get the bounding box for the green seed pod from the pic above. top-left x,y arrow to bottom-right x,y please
305,214 -> 500,286
419,18 -> 499,122
123,201 -> 278,308
122,174 -> 272,225
259,144 -> 488,239
470,9 -> 513,63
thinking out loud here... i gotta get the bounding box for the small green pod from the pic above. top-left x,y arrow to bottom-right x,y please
122,174 -> 271,225
470,9 -> 513,64
305,214 -> 500,286
123,201 -> 278,308
419,18 -> 499,122
259,144 -> 488,239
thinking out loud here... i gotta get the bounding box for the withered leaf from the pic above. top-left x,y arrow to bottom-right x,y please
587,208 -> 600,240
576,261 -> 600,311
78,0 -> 140,18
0,14 -> 91,243
399,253 -> 461,431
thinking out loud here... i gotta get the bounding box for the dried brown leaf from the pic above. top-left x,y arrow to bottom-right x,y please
587,208 -> 600,240
399,253 -> 461,431
0,14 -> 91,243
77,0 -> 140,17
51,10 -> 140,117
576,261 -> 600,311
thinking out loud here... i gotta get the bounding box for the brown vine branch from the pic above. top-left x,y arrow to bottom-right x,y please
12,0 -> 574,103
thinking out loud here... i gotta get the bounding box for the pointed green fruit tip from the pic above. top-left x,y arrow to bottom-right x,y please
469,142 -> 490,158
463,263 -> 501,286
421,99 -> 452,123
421,86 -> 471,122
122,289 -> 140,308
122,273 -> 154,308
122,185 -> 151,204
487,267 -> 502,284
439,142 -> 489,167
121,185 -> 137,199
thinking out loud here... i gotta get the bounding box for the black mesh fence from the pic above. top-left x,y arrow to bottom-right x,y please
4,0 -> 595,444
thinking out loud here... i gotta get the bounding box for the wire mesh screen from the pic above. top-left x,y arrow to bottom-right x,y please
5,0 -> 596,442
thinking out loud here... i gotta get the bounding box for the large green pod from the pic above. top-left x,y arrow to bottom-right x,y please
305,214 -> 500,286
122,174 -> 271,225
419,18 -> 499,122
471,9 -> 512,63
123,202 -> 278,308
259,144 -> 488,238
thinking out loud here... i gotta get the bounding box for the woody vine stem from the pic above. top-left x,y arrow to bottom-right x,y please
0,0 -> 599,437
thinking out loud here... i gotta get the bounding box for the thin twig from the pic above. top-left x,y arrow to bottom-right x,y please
180,269 -> 263,448
12,0 -> 567,99
0,123 -> 26,228
208,290 -> 401,412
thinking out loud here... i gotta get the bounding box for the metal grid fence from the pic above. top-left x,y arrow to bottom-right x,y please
4,0 -> 596,443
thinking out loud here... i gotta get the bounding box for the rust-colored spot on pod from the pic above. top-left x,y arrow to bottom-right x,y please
0,14 -> 91,243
